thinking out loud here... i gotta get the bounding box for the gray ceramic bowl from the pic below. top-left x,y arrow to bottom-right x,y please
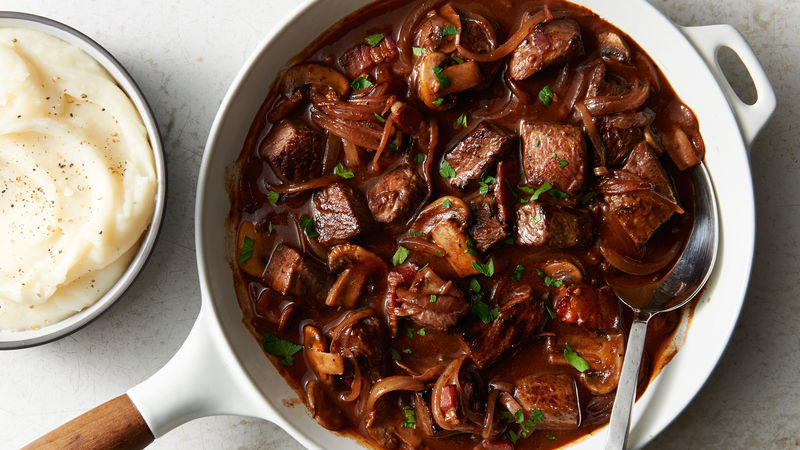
0,12 -> 166,349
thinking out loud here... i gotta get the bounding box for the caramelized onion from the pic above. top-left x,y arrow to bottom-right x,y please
322,134 -> 342,175
596,170 -> 652,195
311,108 -> 383,150
481,389 -> 500,440
398,235 -> 445,255
575,101 -> 607,168
342,139 -> 361,168
340,360 -> 364,402
605,108 -> 656,129
456,9 -> 545,62
372,116 -> 395,172
269,174 -> 340,194
431,356 -> 480,433
584,80 -> 650,116
364,376 -> 426,414
398,0 -> 445,64
600,238 -> 683,275
664,127 -> 700,170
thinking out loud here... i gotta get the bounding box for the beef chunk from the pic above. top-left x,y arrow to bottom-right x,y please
598,115 -> 644,168
415,10 -> 457,52
508,19 -> 583,80
469,195 -> 508,252
340,34 -> 399,78
546,323 -> 624,395
263,245 -> 328,304
462,284 -> 545,369
396,267 -> 470,330
312,183 -> 373,245
329,311 -> 389,377
554,285 -> 620,330
368,165 -> 425,223
516,202 -> 592,248
520,121 -> 587,195
444,123 -> 513,190
604,142 -> 678,246
260,119 -> 324,182
460,13 -> 497,54
514,374 -> 580,429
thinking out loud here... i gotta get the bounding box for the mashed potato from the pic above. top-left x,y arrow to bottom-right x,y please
0,28 -> 156,331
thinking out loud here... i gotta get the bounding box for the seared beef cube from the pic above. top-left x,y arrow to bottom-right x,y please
605,142 -> 678,246
514,374 -> 580,429
462,285 -> 545,369
509,19 -> 583,80
368,165 -> 425,223
396,267 -> 470,330
260,119 -> 324,182
263,245 -> 328,304
597,115 -> 644,168
329,311 -> 389,376
444,123 -> 513,190
554,285 -> 620,330
545,324 -> 624,395
312,183 -> 373,245
469,196 -> 508,252
520,121 -> 586,195
340,34 -> 399,78
516,202 -> 592,248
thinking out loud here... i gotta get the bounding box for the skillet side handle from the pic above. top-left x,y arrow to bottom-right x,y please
22,394 -> 154,450
681,24 -> 776,150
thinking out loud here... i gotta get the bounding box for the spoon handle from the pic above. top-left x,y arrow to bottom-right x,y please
605,317 -> 650,450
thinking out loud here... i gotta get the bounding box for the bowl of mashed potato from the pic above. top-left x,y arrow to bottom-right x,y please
0,12 -> 165,348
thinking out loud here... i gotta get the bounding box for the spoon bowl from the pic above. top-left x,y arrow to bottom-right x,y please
605,162 -> 719,449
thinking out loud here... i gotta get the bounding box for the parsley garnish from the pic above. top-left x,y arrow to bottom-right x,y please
391,349 -> 402,360
388,143 -> 399,151
532,208 -> 542,224
512,264 -> 525,282
456,112 -> 468,128
350,75 -> 373,91
333,162 -> 355,179
373,112 -> 386,123
564,342 -> 590,372
417,328 -> 426,336
550,189 -> 569,200
464,238 -> 479,256
430,294 -> 438,303
432,66 -> 451,88
559,159 -> 569,168
531,181 -> 552,200
473,297 -> 499,324
535,268 -> 563,287
545,302 -> 557,319
364,33 -> 385,47
507,430 -> 519,445
472,258 -> 494,277
392,246 -> 410,266
580,190 -> 596,205
267,190 -> 280,205
298,215 -> 319,238
402,348 -> 413,354
268,222 -> 274,234
443,198 -> 452,208
439,160 -> 456,179
239,236 -> 254,264
451,55 -> 465,64
414,153 -> 425,163
406,327 -> 414,339
469,277 -> 481,293
478,174 -> 495,196
412,46 -> 425,56
401,405 -> 416,429
262,333 -> 302,366
533,138 -> 541,147
538,85 -> 554,106
504,236 -> 515,245
432,97 -> 445,107
409,229 -> 423,237
442,25 -> 458,36
546,435 -> 557,441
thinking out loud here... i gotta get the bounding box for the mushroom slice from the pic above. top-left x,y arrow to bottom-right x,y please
304,325 -> 345,379
598,31 -> 631,63
410,196 -> 479,277
306,379 -> 346,430
416,52 -> 482,110
326,244 -> 388,307
541,260 -> 584,285
280,63 -> 350,98
237,221 -> 268,277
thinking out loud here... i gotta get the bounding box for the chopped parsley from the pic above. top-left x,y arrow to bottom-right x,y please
478,174 -> 495,196
392,246 -> 410,266
504,236 -> 515,245
267,190 -> 280,205
401,405 -> 417,429
549,189 -> 569,200
268,222 -> 274,234
469,277 -> 481,293
276,243 -> 284,251
443,198 -> 453,208
432,66 -> 451,88
414,153 -> 425,163
350,75 -> 373,91
559,159 -> 569,168
564,342 -> 590,372
432,97 -> 445,107
451,55 -> 465,64
388,143 -> 399,151
464,238 -> 479,256
532,208 -> 542,224
364,33 -> 385,47
333,162 -> 355,179
512,264 -> 525,282
373,112 -> 386,123
391,349 -> 402,360
239,236 -> 254,264
430,294 -> 438,303
530,181 -> 552,200
456,112 -> 469,128
538,85 -> 554,106
507,430 -> 519,445
545,302 -> 557,319
439,160 -> 456,179
535,268 -> 563,287
580,190 -> 596,205
442,25 -> 459,36
412,46 -> 425,56
262,333 -> 302,366
472,258 -> 495,277
473,297 -> 499,324
533,138 -> 541,147
406,327 -> 415,339
416,328 -> 426,336
409,229 -> 423,237
402,348 -> 413,354
546,435 -> 557,441
298,215 -> 319,238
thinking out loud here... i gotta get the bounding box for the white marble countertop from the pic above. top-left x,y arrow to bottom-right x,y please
1,0 -> 797,448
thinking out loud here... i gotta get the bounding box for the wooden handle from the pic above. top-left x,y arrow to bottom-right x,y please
23,394 -> 155,450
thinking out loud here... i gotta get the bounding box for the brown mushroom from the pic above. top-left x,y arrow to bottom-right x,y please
304,325 -> 345,381
598,31 -> 631,63
410,196 -> 479,277
416,52 -> 482,110
546,325 -> 624,395
306,379 -> 345,430
326,244 -> 389,307
280,63 -> 350,98
236,221 -> 268,277
541,260 -> 584,285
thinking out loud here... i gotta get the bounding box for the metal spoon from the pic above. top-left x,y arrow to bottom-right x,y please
605,162 -> 719,450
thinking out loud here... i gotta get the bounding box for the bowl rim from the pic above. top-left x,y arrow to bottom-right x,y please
0,11 -> 167,349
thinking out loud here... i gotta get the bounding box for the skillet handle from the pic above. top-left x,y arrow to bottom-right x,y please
680,24 -> 776,150
22,394 -> 154,450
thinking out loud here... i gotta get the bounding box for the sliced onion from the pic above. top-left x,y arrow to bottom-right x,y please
481,389 -> 500,440
310,108 -> 383,150
372,116 -> 395,172
322,134 -> 342,175
600,239 -> 682,275
269,174 -> 340,194
340,360 -> 363,402
605,108 -> 656,129
431,356 -> 479,433
596,170 -> 652,195
398,0 -> 444,64
364,376 -> 425,414
342,139 -> 361,168
575,101 -> 607,168
584,80 -> 650,116
398,235 -> 445,255
455,9 -> 545,63
664,127 -> 700,170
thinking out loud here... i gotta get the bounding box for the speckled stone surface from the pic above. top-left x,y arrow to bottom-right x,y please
0,1 -> 797,449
